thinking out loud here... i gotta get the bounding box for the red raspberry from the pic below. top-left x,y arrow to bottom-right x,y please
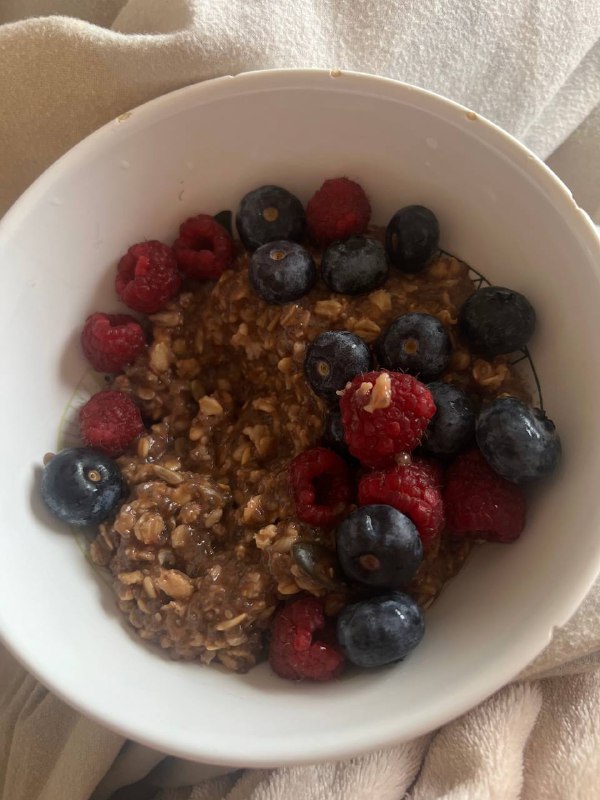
289,447 -> 352,527
339,371 -> 436,468
173,214 -> 234,280
358,460 -> 445,550
80,390 -> 144,457
414,455 -> 446,488
443,449 -> 526,543
306,177 -> 371,245
81,312 -> 146,373
268,596 -> 345,681
116,241 -> 181,314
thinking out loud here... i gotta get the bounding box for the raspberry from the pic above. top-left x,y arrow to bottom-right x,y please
306,177 -> 371,245
339,371 -> 436,468
268,596 -> 345,681
358,460 -> 445,550
81,312 -> 146,373
173,214 -> 234,280
443,448 -> 526,543
414,455 -> 446,488
80,390 -> 144,457
289,447 -> 352,527
116,241 -> 181,314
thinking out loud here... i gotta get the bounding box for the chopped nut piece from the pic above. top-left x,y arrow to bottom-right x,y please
215,613 -> 248,631
149,341 -> 171,373
363,372 -> 392,413
314,299 -> 343,319
118,571 -> 143,585
155,570 -> 194,600
368,289 -> 392,312
199,395 -> 224,416
133,512 -> 166,545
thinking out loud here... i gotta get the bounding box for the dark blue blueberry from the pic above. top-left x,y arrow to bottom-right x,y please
41,447 -> 126,526
336,505 -> 423,589
323,407 -> 349,455
304,330 -> 373,401
249,240 -> 316,304
476,397 -> 561,483
321,236 -> 388,295
377,312 -> 451,380
459,286 -> 536,356
337,593 -> 425,668
236,185 -> 306,251
385,205 -> 440,273
424,382 -> 476,456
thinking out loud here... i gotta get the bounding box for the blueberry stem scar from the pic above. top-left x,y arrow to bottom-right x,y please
358,553 -> 381,571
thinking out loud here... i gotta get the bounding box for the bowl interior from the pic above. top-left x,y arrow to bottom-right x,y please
1,70 -> 599,766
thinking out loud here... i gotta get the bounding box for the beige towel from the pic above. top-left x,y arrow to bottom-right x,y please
1,3 -> 599,799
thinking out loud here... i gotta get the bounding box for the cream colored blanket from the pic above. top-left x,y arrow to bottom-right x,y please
1,3 -> 599,799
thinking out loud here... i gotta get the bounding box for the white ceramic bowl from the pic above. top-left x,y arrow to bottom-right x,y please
1,69 -> 599,767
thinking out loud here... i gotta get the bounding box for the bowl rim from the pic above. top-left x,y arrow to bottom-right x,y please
1,67 -> 599,767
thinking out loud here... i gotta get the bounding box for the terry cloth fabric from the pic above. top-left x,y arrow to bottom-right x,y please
0,3 -> 599,799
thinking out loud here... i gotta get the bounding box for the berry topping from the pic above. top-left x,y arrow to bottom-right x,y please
443,448 -> 526,542
80,390 -> 144,457
173,214 -> 234,280
249,240 -> 316,304
336,504 -> 423,588
41,447 -> 126,526
476,397 -> 561,483
306,177 -> 371,246
291,541 -> 340,590
377,312 -> 451,380
424,382 -> 476,456
81,312 -> 146,374
385,205 -> 440,273
304,330 -> 373,401
323,406 -> 351,457
236,185 -> 306,251
268,596 -> 345,681
321,236 -> 388,295
415,455 -> 446,487
115,240 -> 181,314
289,447 -> 352,527
358,460 -> 445,550
458,286 -> 536,356
339,371 -> 436,468
337,593 -> 425,668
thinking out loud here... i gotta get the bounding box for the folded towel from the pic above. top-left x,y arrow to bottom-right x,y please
0,0 -> 599,220
1,3 -> 599,799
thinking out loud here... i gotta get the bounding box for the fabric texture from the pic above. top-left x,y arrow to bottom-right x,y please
1,2 -> 599,799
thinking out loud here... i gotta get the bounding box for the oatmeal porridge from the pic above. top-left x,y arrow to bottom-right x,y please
41,177 -> 561,679
89,244 -> 526,671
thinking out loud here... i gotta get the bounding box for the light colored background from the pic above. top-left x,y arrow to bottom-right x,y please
0,2 -> 599,799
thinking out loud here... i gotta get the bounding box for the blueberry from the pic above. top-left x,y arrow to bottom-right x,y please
424,382 -> 476,456
336,505 -> 423,589
249,240 -> 316,304
41,447 -> 126,526
476,397 -> 561,483
377,312 -> 451,380
236,185 -> 306,251
337,593 -> 425,668
321,236 -> 388,295
385,205 -> 440,273
323,407 -> 348,455
459,286 -> 536,356
305,330 -> 373,401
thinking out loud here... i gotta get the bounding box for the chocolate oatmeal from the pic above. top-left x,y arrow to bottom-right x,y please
89,240 -> 528,672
